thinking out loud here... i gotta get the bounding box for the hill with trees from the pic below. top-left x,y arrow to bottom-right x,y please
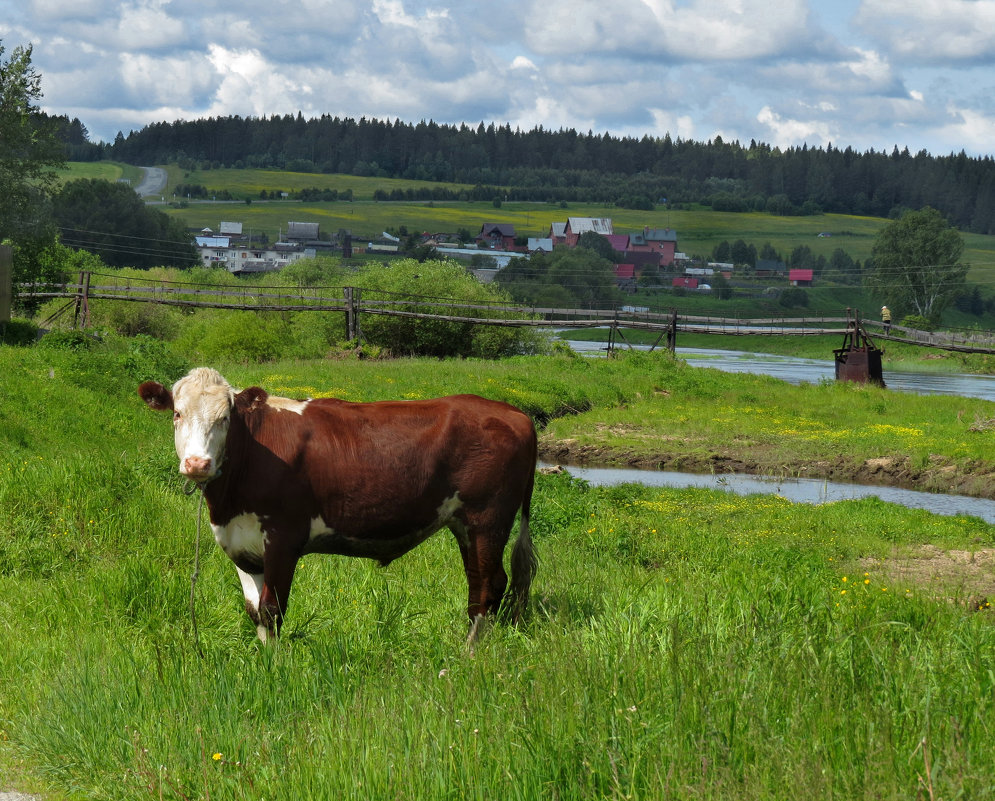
54,113 -> 995,235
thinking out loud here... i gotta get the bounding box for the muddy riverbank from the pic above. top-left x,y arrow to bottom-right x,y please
538,438 -> 995,501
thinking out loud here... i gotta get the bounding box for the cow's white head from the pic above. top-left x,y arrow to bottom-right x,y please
139,367 -> 236,483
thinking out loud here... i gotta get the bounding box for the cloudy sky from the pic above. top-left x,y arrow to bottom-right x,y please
3,0 -> 995,157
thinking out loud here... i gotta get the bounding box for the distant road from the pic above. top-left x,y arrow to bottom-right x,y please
134,166 -> 167,197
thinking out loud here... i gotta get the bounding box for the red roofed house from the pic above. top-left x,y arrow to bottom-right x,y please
673,276 -> 699,289
614,263 -> 636,293
476,223 -> 516,250
789,268 -> 814,286
629,227 -> 678,266
605,234 -> 630,253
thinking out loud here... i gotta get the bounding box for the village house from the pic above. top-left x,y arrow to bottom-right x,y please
755,259 -> 788,279
605,234 -> 630,253
548,221 -> 568,246
527,237 -> 553,253
614,263 -> 636,292
194,221 -> 332,274
562,217 -> 613,247
628,227 -> 678,266
476,223 -> 516,250
789,268 -> 814,286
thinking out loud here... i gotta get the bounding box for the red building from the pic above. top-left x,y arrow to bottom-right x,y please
789,268 -> 814,286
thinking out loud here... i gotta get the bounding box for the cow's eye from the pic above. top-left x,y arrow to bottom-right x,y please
173,411 -> 182,423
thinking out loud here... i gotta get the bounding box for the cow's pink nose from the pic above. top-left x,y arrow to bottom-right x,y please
182,456 -> 212,478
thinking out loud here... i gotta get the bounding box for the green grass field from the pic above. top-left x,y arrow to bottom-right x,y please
2,341 -> 995,799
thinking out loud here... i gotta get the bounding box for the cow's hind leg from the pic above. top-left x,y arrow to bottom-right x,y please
455,515 -> 512,646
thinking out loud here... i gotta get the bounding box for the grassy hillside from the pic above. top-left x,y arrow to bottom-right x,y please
54,161 -> 146,187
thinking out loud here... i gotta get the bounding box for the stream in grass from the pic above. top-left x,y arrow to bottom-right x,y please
560,338 -> 995,521
553,463 -> 995,524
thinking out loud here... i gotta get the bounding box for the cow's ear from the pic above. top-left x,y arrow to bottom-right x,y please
138,381 -> 173,411
234,387 -> 268,414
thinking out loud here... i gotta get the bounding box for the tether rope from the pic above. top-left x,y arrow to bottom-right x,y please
185,480 -> 206,659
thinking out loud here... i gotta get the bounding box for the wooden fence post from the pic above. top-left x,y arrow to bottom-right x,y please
72,271 -> 91,329
352,288 -> 362,344
344,286 -> 362,342
0,244 -> 11,327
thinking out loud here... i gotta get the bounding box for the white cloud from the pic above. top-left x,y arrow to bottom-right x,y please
757,105 -> 834,148
648,108 -> 697,140
120,51 -> 216,106
855,0 -> 995,62
117,2 -> 187,49
933,105 -> 995,154
510,55 -> 538,72
27,0 -> 108,21
655,0 -> 813,59
204,45 -> 317,118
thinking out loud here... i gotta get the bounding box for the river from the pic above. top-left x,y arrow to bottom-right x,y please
560,338 -> 995,521
567,338 -> 995,402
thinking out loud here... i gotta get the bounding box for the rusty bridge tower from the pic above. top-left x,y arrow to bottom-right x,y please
834,307 -> 884,386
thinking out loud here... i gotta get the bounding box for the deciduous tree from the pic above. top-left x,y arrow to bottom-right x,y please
866,207 -> 967,321
0,42 -> 66,295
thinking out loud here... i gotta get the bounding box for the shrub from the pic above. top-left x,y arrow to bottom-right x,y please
174,311 -> 289,364
901,314 -> 935,331
286,310 -> 347,359
0,319 -> 39,345
115,334 -> 190,384
36,329 -> 99,351
353,259 -> 549,358
87,299 -> 182,339
779,287 -> 810,308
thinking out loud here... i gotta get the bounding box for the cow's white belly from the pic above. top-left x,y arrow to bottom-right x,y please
305,493 -> 465,557
213,513 -> 267,562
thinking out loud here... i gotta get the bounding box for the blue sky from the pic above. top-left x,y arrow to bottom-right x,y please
3,0 -> 994,157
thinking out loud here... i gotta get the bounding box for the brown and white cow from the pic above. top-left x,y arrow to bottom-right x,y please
139,367 -> 538,643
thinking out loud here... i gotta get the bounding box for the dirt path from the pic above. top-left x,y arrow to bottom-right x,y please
134,166 -> 167,197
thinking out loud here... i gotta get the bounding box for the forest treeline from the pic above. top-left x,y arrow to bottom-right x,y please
50,112 -> 995,234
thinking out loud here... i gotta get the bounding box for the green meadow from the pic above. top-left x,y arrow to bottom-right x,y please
2,337 -> 995,799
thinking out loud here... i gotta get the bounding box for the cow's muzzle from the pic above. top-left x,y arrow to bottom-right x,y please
182,456 -> 215,482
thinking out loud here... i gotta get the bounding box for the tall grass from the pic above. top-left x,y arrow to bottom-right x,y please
2,344 -> 995,799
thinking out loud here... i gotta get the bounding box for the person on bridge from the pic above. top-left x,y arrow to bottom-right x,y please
881,305 -> 892,334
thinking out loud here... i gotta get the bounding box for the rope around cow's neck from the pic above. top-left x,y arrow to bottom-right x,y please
186,480 -> 206,659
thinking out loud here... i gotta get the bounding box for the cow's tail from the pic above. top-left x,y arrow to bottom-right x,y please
508,439 -> 538,622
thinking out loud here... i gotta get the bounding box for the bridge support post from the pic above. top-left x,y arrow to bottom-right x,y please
0,244 -> 11,328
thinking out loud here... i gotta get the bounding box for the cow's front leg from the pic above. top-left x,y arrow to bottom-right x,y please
234,566 -> 268,641
256,545 -> 300,642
